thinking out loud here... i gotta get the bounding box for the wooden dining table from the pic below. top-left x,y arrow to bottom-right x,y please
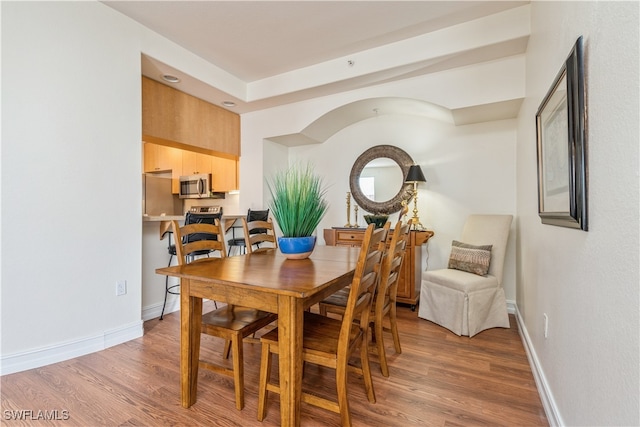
156,244 -> 360,426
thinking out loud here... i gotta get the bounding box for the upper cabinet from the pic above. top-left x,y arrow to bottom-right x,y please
182,151 -> 213,176
142,76 -> 240,193
211,156 -> 238,193
142,76 -> 240,157
143,143 -> 182,194
143,142 -> 239,193
144,143 -> 182,173
183,151 -> 238,192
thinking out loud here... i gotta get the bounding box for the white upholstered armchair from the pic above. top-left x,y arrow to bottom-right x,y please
418,214 -> 513,337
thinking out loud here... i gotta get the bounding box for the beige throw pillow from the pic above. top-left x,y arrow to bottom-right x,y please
448,240 -> 492,276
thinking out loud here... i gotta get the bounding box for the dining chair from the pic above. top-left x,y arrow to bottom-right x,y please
171,220 -> 278,410
319,221 -> 410,377
417,214 -> 513,337
227,208 -> 270,255
257,223 -> 388,426
160,210 -> 222,320
242,217 -> 278,254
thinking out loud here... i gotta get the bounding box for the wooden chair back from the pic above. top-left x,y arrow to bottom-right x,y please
377,221 -> 410,314
339,223 -> 388,357
171,219 -> 227,265
241,217 -> 278,253
318,221 -> 407,377
372,221 -> 410,375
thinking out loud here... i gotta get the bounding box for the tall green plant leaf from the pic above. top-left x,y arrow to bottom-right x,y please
267,163 -> 329,237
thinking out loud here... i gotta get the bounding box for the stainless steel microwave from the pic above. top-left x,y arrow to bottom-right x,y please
179,174 -> 211,199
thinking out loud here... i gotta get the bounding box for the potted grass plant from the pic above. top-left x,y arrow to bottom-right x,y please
267,163 -> 329,259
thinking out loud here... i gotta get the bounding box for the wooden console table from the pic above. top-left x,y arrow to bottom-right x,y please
323,227 -> 434,310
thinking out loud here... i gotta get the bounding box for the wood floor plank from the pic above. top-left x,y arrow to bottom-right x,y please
1,304 -> 547,426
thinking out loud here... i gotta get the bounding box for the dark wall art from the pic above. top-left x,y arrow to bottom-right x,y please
536,36 -> 588,231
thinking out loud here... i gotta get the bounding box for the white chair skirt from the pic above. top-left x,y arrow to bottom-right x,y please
418,269 -> 509,337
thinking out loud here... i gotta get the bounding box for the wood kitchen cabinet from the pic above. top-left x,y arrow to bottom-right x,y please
143,142 -> 239,193
323,227 -> 434,310
182,150 -> 238,193
182,151 -> 213,176
144,143 -> 181,173
142,76 -> 240,157
143,143 -> 182,194
211,156 -> 238,192
182,151 -> 238,192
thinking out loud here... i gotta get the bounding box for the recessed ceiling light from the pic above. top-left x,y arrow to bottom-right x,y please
222,101 -> 236,108
162,74 -> 180,83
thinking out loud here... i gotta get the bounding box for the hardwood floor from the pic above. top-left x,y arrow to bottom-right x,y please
1,304 -> 548,426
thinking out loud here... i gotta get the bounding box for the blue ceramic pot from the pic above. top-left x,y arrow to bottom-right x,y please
278,236 -> 316,260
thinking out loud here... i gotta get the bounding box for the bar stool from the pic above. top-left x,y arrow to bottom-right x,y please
227,209 -> 269,256
226,221 -> 246,256
160,210 -> 223,320
159,228 -> 178,320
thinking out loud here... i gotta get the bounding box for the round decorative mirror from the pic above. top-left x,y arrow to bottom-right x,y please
349,145 -> 414,214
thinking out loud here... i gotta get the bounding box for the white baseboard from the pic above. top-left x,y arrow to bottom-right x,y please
142,298 -> 179,321
513,304 -> 563,426
0,321 -> 143,376
141,298 -> 222,321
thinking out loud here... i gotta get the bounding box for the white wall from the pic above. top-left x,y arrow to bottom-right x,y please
1,2 -> 144,372
516,2 -> 639,425
242,79 -> 517,300
0,1 -> 243,373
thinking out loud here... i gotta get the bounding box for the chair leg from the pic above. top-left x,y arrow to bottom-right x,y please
223,339 -> 232,359
160,277 -> 169,321
375,316 -> 389,377
231,335 -> 244,410
389,304 -> 402,354
335,361 -> 352,427
257,343 -> 272,421
160,254 -> 174,320
319,303 -> 327,316
360,334 -> 376,404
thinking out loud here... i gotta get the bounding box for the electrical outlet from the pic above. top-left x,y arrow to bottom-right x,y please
543,313 -> 549,339
116,280 -> 127,296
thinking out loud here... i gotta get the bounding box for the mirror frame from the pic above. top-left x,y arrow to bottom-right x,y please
349,145 -> 414,215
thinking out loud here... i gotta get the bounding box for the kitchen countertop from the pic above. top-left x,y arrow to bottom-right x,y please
144,213 -> 247,236
143,214 -> 184,222
143,213 -> 246,222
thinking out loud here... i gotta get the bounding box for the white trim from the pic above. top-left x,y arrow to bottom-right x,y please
142,298 -> 221,321
0,321 -> 143,376
104,321 -> 144,348
141,298 -> 179,321
514,304 -> 564,427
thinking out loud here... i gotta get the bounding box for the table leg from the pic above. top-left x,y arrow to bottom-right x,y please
277,295 -> 304,427
180,278 -> 202,408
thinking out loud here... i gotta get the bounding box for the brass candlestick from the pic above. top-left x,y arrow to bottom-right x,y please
353,205 -> 359,228
344,191 -> 352,227
408,184 -> 424,231
405,164 -> 427,231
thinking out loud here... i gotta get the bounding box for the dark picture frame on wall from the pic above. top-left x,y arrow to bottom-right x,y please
535,36 -> 588,231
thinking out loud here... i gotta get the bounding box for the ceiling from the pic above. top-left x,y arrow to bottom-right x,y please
104,1 -> 529,121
